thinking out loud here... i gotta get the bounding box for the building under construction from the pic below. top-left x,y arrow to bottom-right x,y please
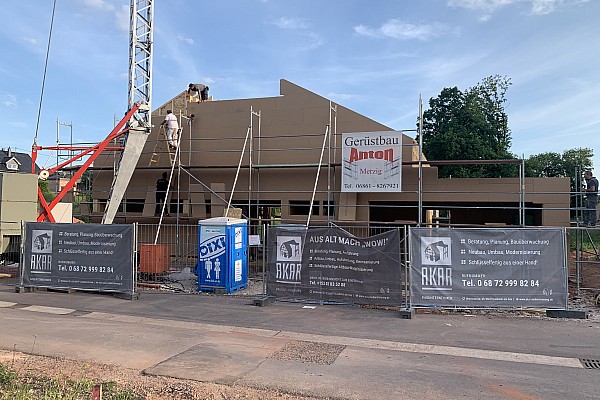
82,79 -> 570,228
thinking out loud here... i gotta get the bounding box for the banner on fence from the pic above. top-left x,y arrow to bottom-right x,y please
410,228 -> 567,308
267,226 -> 402,305
22,222 -> 135,294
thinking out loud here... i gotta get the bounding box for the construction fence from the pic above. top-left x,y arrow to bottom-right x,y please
130,223 -> 600,303
3,221 -> 598,310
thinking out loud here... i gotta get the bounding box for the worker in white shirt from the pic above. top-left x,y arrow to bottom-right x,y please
160,110 -> 179,149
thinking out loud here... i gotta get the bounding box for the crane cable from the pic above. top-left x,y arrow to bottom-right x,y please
33,0 -> 57,147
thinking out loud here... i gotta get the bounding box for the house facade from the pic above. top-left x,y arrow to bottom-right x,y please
83,80 -> 569,227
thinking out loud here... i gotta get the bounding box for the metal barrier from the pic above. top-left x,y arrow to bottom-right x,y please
0,224 -> 21,285
2,222 -> 598,308
264,224 -> 410,307
571,226 -> 600,292
136,223 -> 198,272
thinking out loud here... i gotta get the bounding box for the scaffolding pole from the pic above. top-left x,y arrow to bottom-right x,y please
307,124 -> 330,227
226,125 -> 251,217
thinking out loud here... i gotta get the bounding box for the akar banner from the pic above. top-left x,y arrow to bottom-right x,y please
22,222 -> 135,294
268,226 -> 402,305
410,228 -> 567,309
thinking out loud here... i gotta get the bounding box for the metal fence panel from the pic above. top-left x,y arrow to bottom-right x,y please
21,222 -> 135,294
410,227 -> 568,309
266,225 -> 406,306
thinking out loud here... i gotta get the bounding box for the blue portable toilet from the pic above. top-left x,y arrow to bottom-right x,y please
198,217 -> 248,293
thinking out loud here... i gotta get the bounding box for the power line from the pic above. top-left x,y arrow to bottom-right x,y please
33,0 -> 57,146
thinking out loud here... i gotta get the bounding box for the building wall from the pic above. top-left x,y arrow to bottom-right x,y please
88,80 -> 570,227
0,172 -> 38,253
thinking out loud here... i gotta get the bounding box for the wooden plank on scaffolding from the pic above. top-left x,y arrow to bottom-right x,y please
142,189 -> 155,217
210,182 -> 226,218
190,184 -> 207,218
338,192 -> 357,221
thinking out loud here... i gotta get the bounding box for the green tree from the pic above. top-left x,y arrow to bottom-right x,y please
420,75 -> 517,178
38,180 -> 55,204
561,148 -> 594,178
73,171 -> 93,221
525,147 -> 593,180
524,152 -> 563,177
525,147 -> 594,215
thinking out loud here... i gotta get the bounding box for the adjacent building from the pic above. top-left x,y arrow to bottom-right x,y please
0,149 -> 38,261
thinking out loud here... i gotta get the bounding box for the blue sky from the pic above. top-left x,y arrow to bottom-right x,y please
1,0 -> 598,171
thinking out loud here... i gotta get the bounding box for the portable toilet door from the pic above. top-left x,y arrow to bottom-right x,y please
198,217 -> 248,293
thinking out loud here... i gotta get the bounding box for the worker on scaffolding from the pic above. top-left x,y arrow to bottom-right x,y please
584,170 -> 598,227
160,110 -> 179,149
155,172 -> 169,216
188,83 -> 209,103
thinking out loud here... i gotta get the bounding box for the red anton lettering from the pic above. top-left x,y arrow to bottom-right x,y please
349,148 -> 394,163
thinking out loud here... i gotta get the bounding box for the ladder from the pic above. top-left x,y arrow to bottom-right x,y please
149,126 -> 176,166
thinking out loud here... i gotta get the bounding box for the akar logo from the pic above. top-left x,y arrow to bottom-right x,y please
30,229 -> 53,272
421,237 -> 451,265
275,235 -> 302,284
420,236 -> 452,289
32,230 -> 53,253
277,236 -> 302,262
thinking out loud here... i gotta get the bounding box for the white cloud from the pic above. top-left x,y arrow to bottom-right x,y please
81,0 -> 115,12
270,17 -> 322,50
354,20 -> 445,40
9,121 -> 27,129
302,32 -> 324,51
273,17 -> 309,30
22,37 -> 38,46
115,5 -> 129,33
530,0 -> 557,14
0,92 -> 17,108
327,92 -> 353,101
510,83 -> 600,158
177,35 -> 194,45
448,0 -> 589,17
448,0 -> 515,12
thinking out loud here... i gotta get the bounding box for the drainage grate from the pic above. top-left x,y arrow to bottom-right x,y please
580,359 -> 600,369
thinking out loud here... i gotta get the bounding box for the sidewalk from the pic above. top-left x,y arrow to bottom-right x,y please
1,282 -> 599,399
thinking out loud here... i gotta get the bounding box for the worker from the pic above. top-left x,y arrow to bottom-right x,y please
584,170 -> 598,227
160,110 -> 179,149
155,172 -> 169,216
188,83 -> 209,102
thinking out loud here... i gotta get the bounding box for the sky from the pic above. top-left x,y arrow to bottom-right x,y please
1,0 -> 598,171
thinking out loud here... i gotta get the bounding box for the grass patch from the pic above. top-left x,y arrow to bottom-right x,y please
570,228 -> 600,252
0,363 -> 141,400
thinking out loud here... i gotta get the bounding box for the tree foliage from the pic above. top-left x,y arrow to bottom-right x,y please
524,152 -> 563,177
525,147 -> 594,196
38,180 -> 55,203
420,75 -> 516,178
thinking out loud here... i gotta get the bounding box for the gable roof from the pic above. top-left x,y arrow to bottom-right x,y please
0,148 -> 40,174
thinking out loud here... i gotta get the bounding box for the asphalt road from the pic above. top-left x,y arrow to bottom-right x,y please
0,285 -> 599,399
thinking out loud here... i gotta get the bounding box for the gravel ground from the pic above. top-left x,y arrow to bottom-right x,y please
1,287 -> 597,399
0,350 -> 325,400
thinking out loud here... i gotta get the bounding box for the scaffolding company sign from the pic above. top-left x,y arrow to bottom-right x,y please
410,228 -> 567,309
22,222 -> 135,294
342,131 -> 402,192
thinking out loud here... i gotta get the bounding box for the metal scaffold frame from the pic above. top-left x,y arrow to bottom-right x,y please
128,0 -> 154,117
